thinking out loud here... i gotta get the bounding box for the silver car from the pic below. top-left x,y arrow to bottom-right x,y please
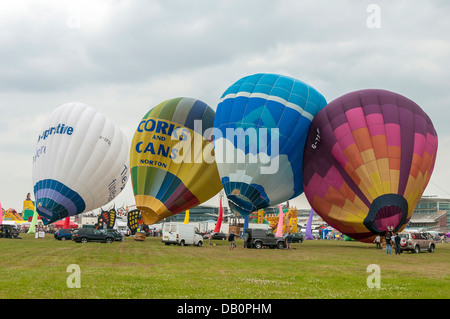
399,232 -> 435,253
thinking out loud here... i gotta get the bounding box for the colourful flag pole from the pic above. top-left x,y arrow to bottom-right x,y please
213,194 -> 223,233
0,202 -> 3,225
183,210 -> 189,224
276,204 -> 284,237
28,210 -> 38,234
242,215 -> 249,239
64,216 -> 70,229
305,208 -> 314,240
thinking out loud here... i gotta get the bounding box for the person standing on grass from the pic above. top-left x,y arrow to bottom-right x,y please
391,233 -> 396,252
394,233 -> 402,255
228,231 -> 236,250
286,232 -> 292,251
374,234 -> 381,250
385,231 -> 392,255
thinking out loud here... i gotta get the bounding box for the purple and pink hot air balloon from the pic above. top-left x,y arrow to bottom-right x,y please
302,89 -> 438,243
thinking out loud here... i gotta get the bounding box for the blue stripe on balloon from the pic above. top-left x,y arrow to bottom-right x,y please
157,173 -> 180,202
185,99 -> 208,131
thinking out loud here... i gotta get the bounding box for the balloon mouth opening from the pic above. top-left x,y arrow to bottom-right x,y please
137,206 -> 160,225
224,182 -> 270,216
364,194 -> 408,235
227,195 -> 255,217
36,206 -> 62,225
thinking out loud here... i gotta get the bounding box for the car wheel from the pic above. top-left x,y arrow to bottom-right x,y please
414,245 -> 420,254
180,240 -> 185,246
105,238 -> 112,244
197,241 -> 203,247
61,237 -> 66,241
277,241 -> 286,249
81,238 -> 88,244
255,241 -> 263,249
429,244 -> 435,253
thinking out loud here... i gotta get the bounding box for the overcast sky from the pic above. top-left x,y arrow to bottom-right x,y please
1,0 -> 449,213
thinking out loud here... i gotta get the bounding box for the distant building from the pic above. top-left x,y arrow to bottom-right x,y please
410,197 -> 449,232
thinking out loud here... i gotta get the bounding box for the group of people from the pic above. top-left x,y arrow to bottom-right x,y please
373,231 -> 402,255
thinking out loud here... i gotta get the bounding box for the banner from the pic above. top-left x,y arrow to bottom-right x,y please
213,196 -> 223,233
27,211 -> 39,234
127,209 -> 143,235
305,208 -> 314,240
95,208 -> 116,229
184,210 -> 189,224
276,205 -> 284,237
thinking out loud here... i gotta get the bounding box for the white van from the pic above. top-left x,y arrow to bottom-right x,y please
161,223 -> 203,247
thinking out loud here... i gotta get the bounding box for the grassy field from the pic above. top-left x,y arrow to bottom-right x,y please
0,233 -> 449,299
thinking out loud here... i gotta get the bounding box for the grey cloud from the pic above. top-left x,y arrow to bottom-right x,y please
0,0 -> 449,210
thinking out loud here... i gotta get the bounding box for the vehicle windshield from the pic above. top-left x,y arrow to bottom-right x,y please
398,233 -> 409,239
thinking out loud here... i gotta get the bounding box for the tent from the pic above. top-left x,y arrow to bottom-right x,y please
54,219 -> 78,229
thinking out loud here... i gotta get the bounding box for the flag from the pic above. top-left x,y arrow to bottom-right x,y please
127,209 -> 142,235
305,208 -> 314,240
276,204 -> 284,237
213,196 -> 223,233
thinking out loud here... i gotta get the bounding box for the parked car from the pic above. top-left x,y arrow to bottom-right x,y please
72,228 -> 114,243
0,225 -> 21,239
283,232 -> 304,243
398,232 -> 435,253
203,232 -> 227,240
54,229 -> 73,241
244,228 -> 286,249
101,229 -> 124,242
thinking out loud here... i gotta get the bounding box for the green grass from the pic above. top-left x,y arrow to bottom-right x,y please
0,234 -> 449,299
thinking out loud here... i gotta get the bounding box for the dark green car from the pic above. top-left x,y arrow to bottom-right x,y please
285,232 -> 304,243
101,229 -> 124,242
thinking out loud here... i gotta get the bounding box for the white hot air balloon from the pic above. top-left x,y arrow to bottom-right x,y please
32,102 -> 129,225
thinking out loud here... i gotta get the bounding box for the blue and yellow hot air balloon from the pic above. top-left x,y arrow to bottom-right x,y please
213,73 -> 327,217
130,97 -> 222,224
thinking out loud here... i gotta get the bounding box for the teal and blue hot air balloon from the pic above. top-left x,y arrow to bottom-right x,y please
213,73 -> 327,218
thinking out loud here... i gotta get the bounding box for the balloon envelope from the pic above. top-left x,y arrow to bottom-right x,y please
302,89 -> 438,243
130,97 -> 222,224
32,102 -> 130,225
213,73 -> 327,216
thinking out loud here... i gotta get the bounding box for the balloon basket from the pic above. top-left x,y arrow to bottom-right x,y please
134,233 -> 146,241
